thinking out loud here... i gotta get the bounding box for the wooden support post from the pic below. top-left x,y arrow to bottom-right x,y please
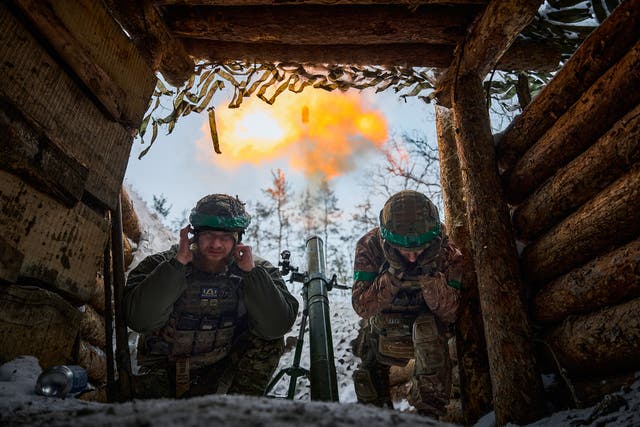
435,105 -> 492,424
451,73 -> 545,425
522,165 -> 640,286
434,0 -> 544,106
103,238 -> 115,403
111,195 -> 132,401
533,238 -> 640,324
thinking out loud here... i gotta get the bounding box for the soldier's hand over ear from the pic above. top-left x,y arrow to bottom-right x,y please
235,244 -> 255,272
175,225 -> 194,265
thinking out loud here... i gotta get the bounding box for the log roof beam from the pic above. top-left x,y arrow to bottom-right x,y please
164,4 -> 483,45
435,0 -> 545,106
155,1 -> 489,6
103,0 -> 194,86
184,38 -> 559,70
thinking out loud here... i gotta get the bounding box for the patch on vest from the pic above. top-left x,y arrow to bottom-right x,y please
200,286 -> 228,300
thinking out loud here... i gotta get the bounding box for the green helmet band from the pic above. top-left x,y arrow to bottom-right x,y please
190,213 -> 250,230
380,221 -> 440,249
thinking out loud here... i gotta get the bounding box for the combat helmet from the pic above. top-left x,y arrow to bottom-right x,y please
379,190 -> 440,250
189,194 -> 251,242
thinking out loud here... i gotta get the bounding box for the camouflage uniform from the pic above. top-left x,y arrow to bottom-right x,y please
124,195 -> 299,399
351,191 -> 462,417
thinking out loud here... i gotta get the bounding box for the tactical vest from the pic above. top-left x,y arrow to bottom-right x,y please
138,268 -> 246,370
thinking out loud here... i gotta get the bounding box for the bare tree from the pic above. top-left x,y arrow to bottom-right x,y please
351,197 -> 379,237
263,169 -> 294,256
367,132 -> 443,208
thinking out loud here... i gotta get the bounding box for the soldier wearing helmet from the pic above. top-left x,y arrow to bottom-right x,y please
351,190 -> 463,418
124,194 -> 299,398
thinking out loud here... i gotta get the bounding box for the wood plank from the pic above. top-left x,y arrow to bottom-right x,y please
434,0 -> 543,106
496,0 -> 640,172
451,73 -> 545,425
544,297 -> 640,376
533,239 -> 640,324
504,40 -> 640,204
184,38 -> 559,70
513,104 -> 640,240
0,170 -> 109,303
521,165 -> 640,286
11,0 -> 156,128
103,0 -> 194,87
0,3 -> 133,210
166,4 -> 481,45
0,285 -> 82,369
435,105 -> 492,424
0,95 -> 88,207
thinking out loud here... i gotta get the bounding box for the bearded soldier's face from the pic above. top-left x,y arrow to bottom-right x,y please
196,230 -> 235,263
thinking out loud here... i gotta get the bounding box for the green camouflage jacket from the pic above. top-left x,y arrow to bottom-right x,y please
352,227 -> 462,324
123,245 -> 299,340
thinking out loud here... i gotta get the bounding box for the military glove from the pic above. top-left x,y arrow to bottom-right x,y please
419,272 -> 459,324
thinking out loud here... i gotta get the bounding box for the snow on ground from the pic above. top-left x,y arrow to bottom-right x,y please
1,187 -> 639,426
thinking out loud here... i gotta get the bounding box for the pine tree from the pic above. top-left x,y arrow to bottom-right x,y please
245,200 -> 273,255
152,194 -> 172,218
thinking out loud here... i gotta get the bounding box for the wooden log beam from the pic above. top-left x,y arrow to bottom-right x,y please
434,0 -> 544,107
103,0 -> 194,87
522,165 -> 640,286
0,95 -> 88,208
436,105 -> 492,424
166,4 -> 482,45
10,0 -> 130,124
504,40 -> 640,204
533,239 -> 640,324
452,73 -> 545,425
496,0 -> 640,172
79,304 -> 107,348
78,339 -> 107,384
0,285 -> 82,369
157,1 -> 488,5
184,38 -> 559,70
513,104 -> 640,240
121,186 -> 142,244
544,297 -> 640,376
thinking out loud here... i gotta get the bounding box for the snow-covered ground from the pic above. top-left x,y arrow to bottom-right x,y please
1,188 -> 638,426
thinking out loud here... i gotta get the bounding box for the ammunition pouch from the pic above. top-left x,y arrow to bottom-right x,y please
370,312 -> 416,363
352,369 -> 378,403
413,312 -> 447,376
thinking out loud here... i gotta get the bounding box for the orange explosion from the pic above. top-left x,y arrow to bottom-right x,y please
197,90 -> 388,179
